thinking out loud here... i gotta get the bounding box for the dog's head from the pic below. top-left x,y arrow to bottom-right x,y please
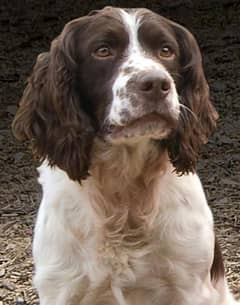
12,7 -> 218,181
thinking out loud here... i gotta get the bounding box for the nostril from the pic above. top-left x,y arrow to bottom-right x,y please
140,80 -> 154,92
161,79 -> 171,93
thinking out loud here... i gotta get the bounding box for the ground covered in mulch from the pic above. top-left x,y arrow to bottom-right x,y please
0,1 -> 239,304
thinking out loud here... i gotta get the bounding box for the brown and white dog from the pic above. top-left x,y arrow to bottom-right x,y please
12,6 -> 238,305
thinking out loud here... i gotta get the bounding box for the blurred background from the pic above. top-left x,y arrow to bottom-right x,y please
0,1 -> 239,304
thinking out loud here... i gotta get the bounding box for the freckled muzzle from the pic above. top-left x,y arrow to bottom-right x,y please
104,68 -> 179,143
115,70 -> 177,120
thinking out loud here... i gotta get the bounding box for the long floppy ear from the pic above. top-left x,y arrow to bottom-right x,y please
165,22 -> 218,174
12,17 -> 95,182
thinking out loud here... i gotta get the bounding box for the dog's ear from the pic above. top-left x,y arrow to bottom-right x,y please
165,22 -> 218,174
12,17 -> 95,182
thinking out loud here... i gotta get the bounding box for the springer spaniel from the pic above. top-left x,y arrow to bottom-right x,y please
12,6 -> 238,305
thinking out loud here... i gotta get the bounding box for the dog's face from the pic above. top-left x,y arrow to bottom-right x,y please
77,8 -> 180,143
12,7 -> 218,181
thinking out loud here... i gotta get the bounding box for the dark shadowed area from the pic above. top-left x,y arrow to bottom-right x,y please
0,0 -> 239,304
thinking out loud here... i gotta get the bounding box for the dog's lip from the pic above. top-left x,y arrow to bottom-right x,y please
104,112 -> 176,139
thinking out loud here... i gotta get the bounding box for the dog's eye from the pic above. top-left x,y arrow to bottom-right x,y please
94,46 -> 111,58
159,46 -> 174,58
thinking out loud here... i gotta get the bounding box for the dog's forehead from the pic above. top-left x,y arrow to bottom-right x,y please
106,6 -> 164,18
89,7 -> 164,31
89,6 -> 149,26
90,6 -> 123,22
98,6 -> 151,17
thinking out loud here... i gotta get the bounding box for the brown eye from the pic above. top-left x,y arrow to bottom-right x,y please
94,46 -> 111,58
159,46 -> 174,58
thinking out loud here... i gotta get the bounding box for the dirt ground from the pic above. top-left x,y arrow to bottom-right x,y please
0,1 -> 239,304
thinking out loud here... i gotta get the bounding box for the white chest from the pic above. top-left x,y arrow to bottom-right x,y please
34,164 -> 216,305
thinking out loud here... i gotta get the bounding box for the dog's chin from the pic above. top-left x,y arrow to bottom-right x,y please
104,113 -> 174,144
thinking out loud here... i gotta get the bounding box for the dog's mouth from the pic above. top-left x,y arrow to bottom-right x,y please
104,113 -> 177,143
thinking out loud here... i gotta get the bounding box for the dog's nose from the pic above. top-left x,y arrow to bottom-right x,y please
138,71 -> 171,99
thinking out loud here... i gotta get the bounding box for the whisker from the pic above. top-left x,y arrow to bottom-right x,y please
170,71 -> 181,79
180,104 -> 198,121
178,98 -> 198,123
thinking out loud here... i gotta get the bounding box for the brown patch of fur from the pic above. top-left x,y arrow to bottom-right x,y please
211,239 -> 225,294
122,66 -> 135,75
89,139 -> 168,251
12,17 -> 96,182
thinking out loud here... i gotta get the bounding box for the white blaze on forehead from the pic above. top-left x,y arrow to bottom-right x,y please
119,9 -> 161,70
108,10 -> 179,126
119,9 -> 142,54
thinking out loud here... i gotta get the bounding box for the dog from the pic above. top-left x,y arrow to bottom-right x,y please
12,6 -> 238,305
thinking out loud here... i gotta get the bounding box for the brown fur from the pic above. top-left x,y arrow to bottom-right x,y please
90,139 -> 168,250
211,239 -> 225,288
12,17 -> 95,181
164,20 -> 218,174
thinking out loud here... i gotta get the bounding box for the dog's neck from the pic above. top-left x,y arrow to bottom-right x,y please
83,140 -> 169,245
87,138 -> 169,234
90,138 -> 168,189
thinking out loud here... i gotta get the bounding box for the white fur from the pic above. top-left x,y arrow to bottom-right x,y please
109,10 -> 179,126
33,154 -> 237,305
